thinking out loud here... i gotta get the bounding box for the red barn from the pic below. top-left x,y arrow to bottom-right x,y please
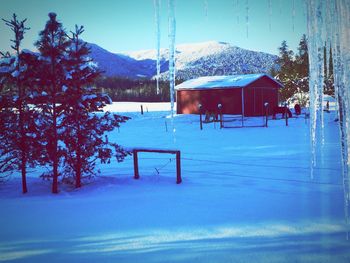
175,74 -> 283,116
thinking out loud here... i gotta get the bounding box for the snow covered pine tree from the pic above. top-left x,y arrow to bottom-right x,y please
275,40 -> 296,101
34,13 -> 71,193
1,13 -> 129,193
63,25 -> 129,188
0,14 -> 40,193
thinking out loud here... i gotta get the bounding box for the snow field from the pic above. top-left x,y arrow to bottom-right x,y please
0,102 -> 349,262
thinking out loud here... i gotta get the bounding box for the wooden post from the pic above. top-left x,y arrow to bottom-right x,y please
241,88 -> 245,127
176,151 -> 182,184
198,104 -> 203,130
220,111 -> 223,128
264,102 -> 269,127
132,148 -> 182,184
285,103 -> 288,126
218,103 -> 223,128
133,150 -> 139,179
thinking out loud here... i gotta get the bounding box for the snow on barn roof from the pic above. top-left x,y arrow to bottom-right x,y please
175,73 -> 283,90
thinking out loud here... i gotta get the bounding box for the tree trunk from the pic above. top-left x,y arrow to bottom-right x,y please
52,155 -> 58,193
75,158 -> 81,188
52,101 -> 58,194
50,32 -> 59,194
75,113 -> 82,188
17,43 -> 28,194
19,99 -> 27,194
21,151 -> 27,193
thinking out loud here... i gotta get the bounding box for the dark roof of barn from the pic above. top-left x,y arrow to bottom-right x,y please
175,73 -> 283,90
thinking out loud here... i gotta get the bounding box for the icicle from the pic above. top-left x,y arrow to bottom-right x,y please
268,0 -> 272,31
302,1 -> 307,25
237,0 -> 240,24
335,0 -> 350,239
234,0 -> 239,24
292,0 -> 295,32
306,0 -> 324,180
329,0 -> 347,234
307,0 -> 350,239
204,0 -> 208,20
245,0 -> 249,38
154,0 -> 161,95
232,0 -> 235,22
325,0 -> 332,77
168,0 -> 176,124
279,0 -> 282,14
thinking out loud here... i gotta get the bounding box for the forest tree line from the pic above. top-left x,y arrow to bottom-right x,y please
94,77 -> 174,102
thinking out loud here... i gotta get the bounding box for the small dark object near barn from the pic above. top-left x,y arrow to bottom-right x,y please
294,104 -> 301,115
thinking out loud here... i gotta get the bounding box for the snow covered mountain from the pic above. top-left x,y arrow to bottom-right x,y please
88,41 -> 278,80
87,43 -> 157,79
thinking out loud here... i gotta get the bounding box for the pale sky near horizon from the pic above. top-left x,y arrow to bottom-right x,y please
0,0 -> 306,55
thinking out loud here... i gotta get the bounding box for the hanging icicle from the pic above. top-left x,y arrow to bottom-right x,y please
232,0 -> 235,22
237,0 -> 240,24
307,0 -> 350,239
292,0 -> 295,32
154,0 -> 161,95
306,0 -> 324,179
204,0 -> 208,20
331,0 -> 350,239
268,0 -> 272,31
245,0 -> 249,38
324,0 -> 332,78
233,0 -> 239,24
279,0 -> 282,14
302,0 -> 307,26
168,0 -> 176,122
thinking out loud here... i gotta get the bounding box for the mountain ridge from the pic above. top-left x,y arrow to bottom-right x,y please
87,41 -> 278,80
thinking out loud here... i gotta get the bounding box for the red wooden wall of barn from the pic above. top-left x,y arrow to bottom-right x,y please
176,88 -> 242,114
243,87 -> 278,116
176,75 -> 280,116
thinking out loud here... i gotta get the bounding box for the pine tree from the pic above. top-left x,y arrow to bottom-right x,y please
0,14 -> 36,192
62,25 -> 130,188
34,13 -> 70,193
294,34 -> 309,106
324,45 -> 334,95
295,34 -> 309,83
275,40 -> 297,101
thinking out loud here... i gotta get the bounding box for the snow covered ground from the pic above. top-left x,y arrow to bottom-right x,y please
1,102 -> 349,262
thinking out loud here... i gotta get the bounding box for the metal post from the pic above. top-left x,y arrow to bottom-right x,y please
140,105 -> 144,115
176,151 -> 182,184
285,102 -> 288,126
218,103 -> 223,128
133,150 -> 139,179
198,104 -> 203,130
241,88 -> 245,127
264,102 -> 269,127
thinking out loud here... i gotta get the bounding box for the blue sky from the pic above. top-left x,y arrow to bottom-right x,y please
0,0 -> 306,55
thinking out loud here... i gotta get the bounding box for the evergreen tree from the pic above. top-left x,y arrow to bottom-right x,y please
275,36 -> 311,105
295,34 -> 309,86
294,34 -> 309,106
0,14 -> 37,192
324,45 -> 335,95
34,13 -> 70,193
275,40 -> 296,101
62,25 -> 129,187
